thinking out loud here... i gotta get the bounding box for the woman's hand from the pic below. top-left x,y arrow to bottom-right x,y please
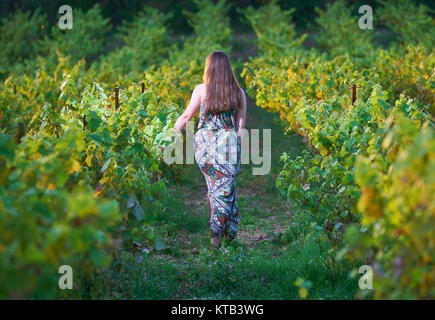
174,116 -> 187,132
236,88 -> 247,131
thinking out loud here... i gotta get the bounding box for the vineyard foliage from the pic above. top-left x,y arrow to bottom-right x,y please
0,0 -> 230,299
349,112 -> 434,299
376,0 -> 435,112
243,0 -> 306,57
243,0 -> 434,298
313,0 -> 435,113
47,5 -> 111,66
0,9 -> 48,77
377,0 -> 435,49
89,7 -> 172,87
314,0 -> 376,65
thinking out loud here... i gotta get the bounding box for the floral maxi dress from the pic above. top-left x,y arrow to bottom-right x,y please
194,102 -> 241,239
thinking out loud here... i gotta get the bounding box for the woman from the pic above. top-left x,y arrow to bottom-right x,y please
174,51 -> 247,248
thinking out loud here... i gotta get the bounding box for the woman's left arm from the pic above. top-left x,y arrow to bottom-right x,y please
174,84 -> 202,131
236,88 -> 247,133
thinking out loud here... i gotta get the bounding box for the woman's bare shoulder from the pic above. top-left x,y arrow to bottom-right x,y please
194,83 -> 206,90
195,83 -> 207,101
239,87 -> 246,98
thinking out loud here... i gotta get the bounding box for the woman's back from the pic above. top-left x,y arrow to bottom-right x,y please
197,101 -> 237,131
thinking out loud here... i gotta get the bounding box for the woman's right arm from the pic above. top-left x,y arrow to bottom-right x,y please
237,88 -> 247,132
174,84 -> 202,131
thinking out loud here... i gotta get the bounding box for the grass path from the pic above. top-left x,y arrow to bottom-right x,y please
92,96 -> 357,300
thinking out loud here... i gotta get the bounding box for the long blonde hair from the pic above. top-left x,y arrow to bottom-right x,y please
202,51 -> 242,114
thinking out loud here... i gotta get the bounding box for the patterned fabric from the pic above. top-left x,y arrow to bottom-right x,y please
194,102 -> 241,239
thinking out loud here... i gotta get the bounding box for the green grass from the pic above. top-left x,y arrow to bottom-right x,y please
92,239 -> 355,299
90,101 -> 358,300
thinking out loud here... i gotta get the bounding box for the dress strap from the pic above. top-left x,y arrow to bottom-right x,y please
197,101 -> 206,129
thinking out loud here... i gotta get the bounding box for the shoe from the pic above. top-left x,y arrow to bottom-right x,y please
210,237 -> 221,249
222,225 -> 235,242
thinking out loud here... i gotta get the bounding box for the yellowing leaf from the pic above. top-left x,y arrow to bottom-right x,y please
85,155 -> 92,167
294,278 -> 304,286
299,287 -> 308,299
99,176 -> 109,185
70,160 -> 81,174
93,189 -> 102,198
47,183 -> 56,190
